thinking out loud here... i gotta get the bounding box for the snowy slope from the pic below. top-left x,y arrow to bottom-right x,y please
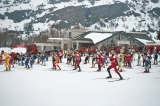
0,0 -> 160,41
0,54 -> 160,106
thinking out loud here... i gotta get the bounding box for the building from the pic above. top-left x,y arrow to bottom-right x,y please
35,29 -> 155,51
73,30 -> 154,49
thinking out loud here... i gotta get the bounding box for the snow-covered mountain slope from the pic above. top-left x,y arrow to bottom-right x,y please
0,0 -> 160,41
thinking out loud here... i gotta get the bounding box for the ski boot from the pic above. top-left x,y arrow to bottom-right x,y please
4,68 -> 9,71
119,69 -> 122,72
78,69 -> 81,72
106,76 -> 112,79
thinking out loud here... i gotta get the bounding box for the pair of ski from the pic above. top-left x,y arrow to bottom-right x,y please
136,71 -> 150,74
93,77 -> 130,82
108,78 -> 130,82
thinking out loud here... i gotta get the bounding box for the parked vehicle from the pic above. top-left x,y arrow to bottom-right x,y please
11,44 -> 38,54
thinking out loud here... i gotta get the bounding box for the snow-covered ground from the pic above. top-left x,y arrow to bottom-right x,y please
0,55 -> 160,106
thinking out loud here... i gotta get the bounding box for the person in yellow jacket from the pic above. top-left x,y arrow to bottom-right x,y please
118,49 -> 124,72
0,50 -> 10,71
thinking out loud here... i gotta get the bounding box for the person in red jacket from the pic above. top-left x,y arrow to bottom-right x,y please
10,52 -> 16,64
9,54 -> 14,68
58,48 -> 63,63
96,52 -> 103,71
53,55 -> 61,70
126,52 -> 132,68
0,55 -> 2,65
116,46 -> 120,53
73,51 -> 81,72
106,53 -> 123,80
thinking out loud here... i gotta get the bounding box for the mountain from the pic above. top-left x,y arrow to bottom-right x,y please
0,0 -> 160,41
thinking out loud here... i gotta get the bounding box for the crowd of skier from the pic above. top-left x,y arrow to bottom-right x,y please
0,45 -> 160,80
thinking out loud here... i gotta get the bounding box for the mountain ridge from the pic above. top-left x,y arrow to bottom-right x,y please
0,0 -> 160,41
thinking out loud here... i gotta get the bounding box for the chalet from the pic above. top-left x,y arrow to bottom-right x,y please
35,29 -> 155,51
72,30 -> 154,49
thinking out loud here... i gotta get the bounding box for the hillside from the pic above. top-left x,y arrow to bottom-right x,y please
0,0 -> 160,41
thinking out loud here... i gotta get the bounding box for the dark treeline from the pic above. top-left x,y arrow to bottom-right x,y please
0,24 -> 70,47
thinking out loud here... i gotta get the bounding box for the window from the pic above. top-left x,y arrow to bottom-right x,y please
69,32 -> 72,38
116,36 -> 119,40
27,46 -> 32,52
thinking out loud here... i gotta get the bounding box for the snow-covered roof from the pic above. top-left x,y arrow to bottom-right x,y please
135,38 -> 154,45
84,33 -> 112,44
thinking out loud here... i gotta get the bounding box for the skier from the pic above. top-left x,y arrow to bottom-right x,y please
24,54 -> 30,69
131,49 -> 136,61
58,48 -> 63,63
84,52 -> 89,64
37,52 -> 41,64
91,52 -> 96,68
126,52 -> 132,68
144,53 -> 151,73
52,53 -> 56,69
123,53 -> 127,67
41,52 -> 46,66
9,54 -> 14,68
46,52 -> 49,61
106,53 -> 123,80
0,55 -> 2,65
53,55 -> 61,70
30,57 -> 34,68
16,52 -> 21,65
137,52 -> 141,66
0,50 -> 11,71
118,49 -> 124,72
153,50 -> 158,65
20,53 -> 25,66
66,51 -> 72,65
118,54 -> 123,72
96,52 -> 103,71
104,52 -> 110,66
142,52 -> 146,67
72,51 -> 76,66
73,51 -> 81,72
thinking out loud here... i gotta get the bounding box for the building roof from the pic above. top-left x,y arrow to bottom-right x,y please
84,32 -> 112,44
125,32 -> 154,45
72,31 -> 154,45
72,32 -> 92,41
127,33 -> 153,41
72,31 -> 113,44
105,31 -> 154,45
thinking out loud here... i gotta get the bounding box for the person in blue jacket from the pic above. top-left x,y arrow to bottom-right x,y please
144,53 -> 151,73
41,52 -> 46,66
25,54 -> 30,69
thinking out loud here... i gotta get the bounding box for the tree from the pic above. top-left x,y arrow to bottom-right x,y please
0,29 -> 22,47
156,30 -> 160,40
132,28 -> 136,32
89,0 -> 95,5
158,21 -> 160,27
